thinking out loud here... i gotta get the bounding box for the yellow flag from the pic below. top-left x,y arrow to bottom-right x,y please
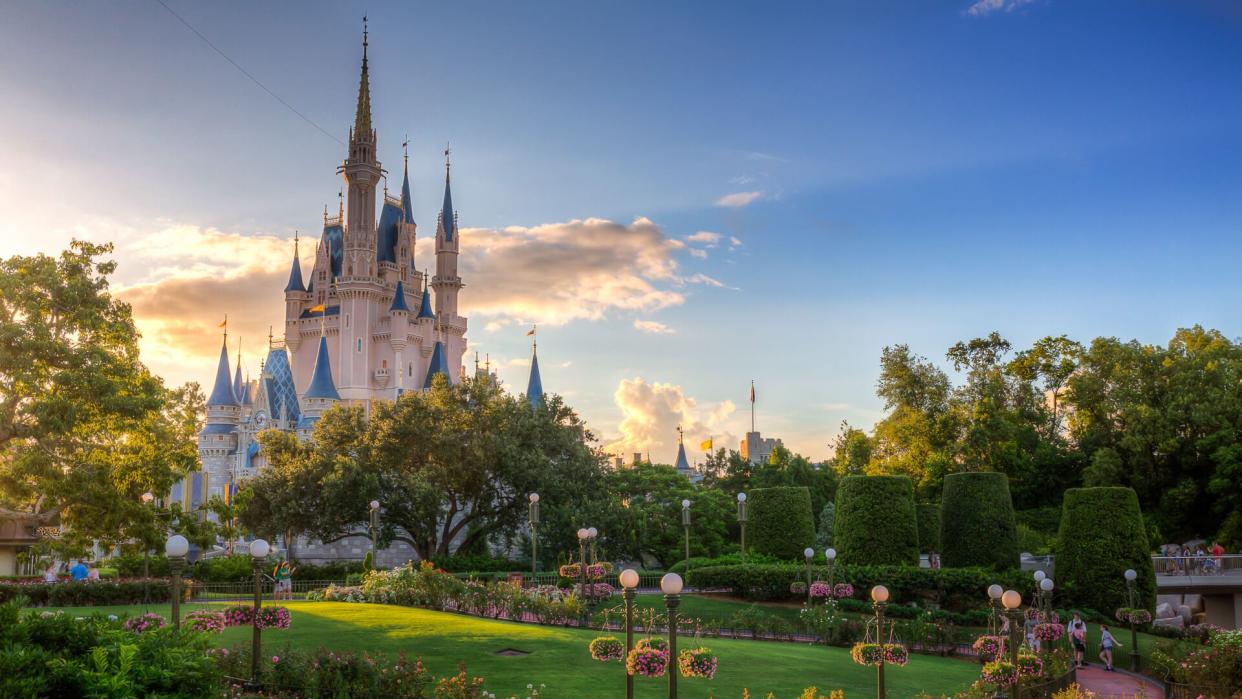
218,317 -> 227,328
700,439 -> 713,451
309,304 -> 326,314
767,450 -> 779,465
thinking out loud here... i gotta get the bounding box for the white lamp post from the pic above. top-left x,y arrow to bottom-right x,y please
736,492 -> 748,562
248,538 -> 270,686
164,534 -> 189,629
661,573 -> 684,699
528,493 -> 540,575
871,585 -> 890,699
619,569 -> 640,699
681,499 -> 692,563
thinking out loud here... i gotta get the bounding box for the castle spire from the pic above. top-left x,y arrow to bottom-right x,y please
354,16 -> 372,136
674,425 -> 692,472
233,339 -> 244,400
304,332 -> 341,401
207,336 -> 239,407
526,330 -> 544,409
400,138 -> 414,224
438,145 -> 455,242
416,270 -> 435,319
284,232 -> 306,292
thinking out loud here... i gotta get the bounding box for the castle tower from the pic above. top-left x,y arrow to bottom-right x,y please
525,329 -> 543,408
388,279 -> 411,394
284,235 -> 309,354
199,333 -> 240,489
673,426 -> 692,473
433,151 -> 467,377
299,332 -> 341,438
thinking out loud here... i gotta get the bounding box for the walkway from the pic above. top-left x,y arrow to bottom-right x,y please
1076,665 -> 1165,699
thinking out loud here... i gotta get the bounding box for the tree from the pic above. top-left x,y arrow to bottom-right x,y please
828,422 -> 872,477
939,472 -> 1018,569
867,345 -> 959,497
0,241 -> 201,551
606,463 -> 732,567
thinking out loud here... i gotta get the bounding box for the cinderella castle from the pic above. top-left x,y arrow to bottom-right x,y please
170,28 -> 545,563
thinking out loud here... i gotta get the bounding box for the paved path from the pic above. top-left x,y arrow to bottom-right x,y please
1076,665 -> 1165,698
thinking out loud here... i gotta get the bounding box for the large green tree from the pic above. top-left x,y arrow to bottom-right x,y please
0,242 -> 201,552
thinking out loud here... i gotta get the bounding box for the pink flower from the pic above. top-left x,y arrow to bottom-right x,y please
272,656 -> 280,664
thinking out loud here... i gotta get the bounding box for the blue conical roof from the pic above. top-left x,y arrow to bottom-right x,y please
233,362 -> 243,403
417,284 -> 435,319
207,339 -> 239,406
439,169 -> 455,242
377,200 -> 402,263
284,249 -> 305,292
423,340 -> 451,389
526,348 -> 544,408
674,440 -> 691,472
389,280 -> 411,312
400,161 -> 415,225
304,335 -> 340,400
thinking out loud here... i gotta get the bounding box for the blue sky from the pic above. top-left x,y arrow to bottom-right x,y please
2,1 -> 1240,461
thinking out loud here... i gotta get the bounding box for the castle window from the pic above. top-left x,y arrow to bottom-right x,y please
408,363 -> 412,377
381,359 -> 387,369
345,314 -> 350,328
357,339 -> 362,352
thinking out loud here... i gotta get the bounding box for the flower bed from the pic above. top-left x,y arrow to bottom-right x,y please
123,612 -> 166,633
0,578 -> 173,606
1114,607 -> 1152,625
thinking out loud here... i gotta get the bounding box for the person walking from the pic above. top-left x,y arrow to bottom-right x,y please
1068,613 -> 1088,668
272,560 -> 295,600
43,561 -> 59,584
1098,624 -> 1121,671
1024,610 -> 1039,652
69,559 -> 88,582
87,561 -> 100,580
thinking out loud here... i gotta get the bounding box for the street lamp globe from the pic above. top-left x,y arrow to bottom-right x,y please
249,539 -> 270,559
737,492 -> 747,502
141,492 -> 154,504
804,547 -> 815,561
165,535 -> 189,558
660,573 -> 684,595
1001,589 -> 1022,610
681,499 -> 691,509
369,500 -> 380,511
1034,570 -> 1046,582
1124,568 -> 1138,582
870,585 -> 890,603
529,493 -> 539,503
619,569 -> 640,589
577,528 -> 589,540
587,527 -> 598,538
987,584 -> 1004,600
825,548 -> 837,561
1040,578 -> 1054,592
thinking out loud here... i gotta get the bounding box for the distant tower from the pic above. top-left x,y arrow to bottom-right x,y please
674,426 -> 692,473
299,331 -> 341,438
199,332 -> 240,491
433,148 -> 466,375
525,327 -> 543,408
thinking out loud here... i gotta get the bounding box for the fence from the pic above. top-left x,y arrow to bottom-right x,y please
1018,667 -> 1077,698
184,579 -> 347,603
1166,682 -> 1237,699
1153,553 -> 1242,577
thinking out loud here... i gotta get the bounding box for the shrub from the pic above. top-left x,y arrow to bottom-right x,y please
112,552 -> 171,577
832,476 -> 919,566
191,554 -> 257,583
916,504 -> 940,553
668,551 -> 783,576
1055,487 -> 1156,614
940,472 -> 1019,570
0,579 -> 172,606
212,646 -> 442,698
362,550 -> 374,572
815,503 -> 836,548
749,487 -> 815,560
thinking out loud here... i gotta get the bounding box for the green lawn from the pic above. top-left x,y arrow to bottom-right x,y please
47,601 -> 980,698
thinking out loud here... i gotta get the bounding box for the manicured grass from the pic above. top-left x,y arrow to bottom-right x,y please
47,601 -> 980,698
594,593 -> 805,627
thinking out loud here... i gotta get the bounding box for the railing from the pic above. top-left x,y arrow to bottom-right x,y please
1018,666 -> 1077,699
184,579 -> 347,603
1166,682 -> 1237,699
449,571 -> 673,592
1153,554 -> 1242,577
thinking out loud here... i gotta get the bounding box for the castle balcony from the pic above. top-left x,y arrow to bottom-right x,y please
373,367 -> 390,388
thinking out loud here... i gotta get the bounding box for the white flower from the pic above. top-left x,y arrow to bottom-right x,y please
527,685 -> 533,690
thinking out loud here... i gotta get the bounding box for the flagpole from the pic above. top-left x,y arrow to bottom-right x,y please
750,379 -> 755,433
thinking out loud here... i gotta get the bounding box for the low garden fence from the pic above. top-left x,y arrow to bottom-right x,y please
1166,682 -> 1238,699
1017,667 -> 1076,698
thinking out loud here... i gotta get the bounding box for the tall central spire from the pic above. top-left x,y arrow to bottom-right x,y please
354,16 -> 372,136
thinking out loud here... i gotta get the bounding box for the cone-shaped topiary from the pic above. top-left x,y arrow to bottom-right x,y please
939,472 -> 1019,569
1055,487 -> 1156,613
916,503 -> 941,554
832,475 -> 919,566
748,486 -> 815,560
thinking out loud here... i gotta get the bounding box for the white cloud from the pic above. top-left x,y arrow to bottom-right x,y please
729,236 -> 742,250
604,378 -> 738,464
633,319 -> 675,335
714,191 -> 763,208
689,248 -> 707,259
686,231 -> 721,247
965,0 -> 1036,16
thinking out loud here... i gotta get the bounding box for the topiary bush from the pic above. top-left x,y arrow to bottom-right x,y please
832,476 -> 919,566
916,504 -> 940,553
939,472 -> 1019,569
748,486 -> 815,560
1055,487 -> 1156,613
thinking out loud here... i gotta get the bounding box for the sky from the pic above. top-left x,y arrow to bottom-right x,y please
2,0 -> 1241,463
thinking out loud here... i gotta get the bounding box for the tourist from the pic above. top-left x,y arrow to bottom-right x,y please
87,561 -> 100,580
43,561 -> 59,584
1068,613 -> 1087,668
1180,544 -> 1193,574
1098,624 -> 1120,671
273,560 -> 296,600
1024,611 -> 1039,652
1194,545 -> 1207,574
69,559 -> 88,582
1211,540 -> 1225,573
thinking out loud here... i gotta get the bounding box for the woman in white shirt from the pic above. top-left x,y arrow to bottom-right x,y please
1098,624 -> 1122,671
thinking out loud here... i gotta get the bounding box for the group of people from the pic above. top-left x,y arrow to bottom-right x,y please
1018,612 -> 1123,672
41,559 -> 99,583
1162,541 -> 1228,574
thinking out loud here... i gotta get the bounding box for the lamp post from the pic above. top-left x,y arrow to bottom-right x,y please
528,494 -> 540,575
368,500 -> 380,567
588,527 -> 599,564
1038,578 -> 1054,657
825,547 -> 837,587
1124,568 -> 1140,671
681,499 -> 691,563
248,538 -> 270,687
619,569 -> 640,699
577,527 -> 590,626
736,493 -> 748,562
165,535 -> 189,630
1032,570 -> 1046,615
871,584 -> 890,699
141,491 -> 155,603
1001,590 -> 1022,699
804,547 -> 815,602
661,573 -> 684,699
987,583 -> 1003,635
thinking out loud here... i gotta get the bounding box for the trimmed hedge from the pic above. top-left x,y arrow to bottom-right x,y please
1055,487 -> 1156,614
832,476 -> 919,566
686,562 -> 1034,611
916,504 -> 941,553
748,486 -> 815,560
0,579 -> 173,606
939,472 -> 1019,569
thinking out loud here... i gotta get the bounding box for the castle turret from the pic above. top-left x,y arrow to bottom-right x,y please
200,334 -> 240,482
526,332 -> 543,408
388,280 -> 410,394
673,427 -> 692,475
299,333 -> 340,437
433,153 -> 462,319
423,336 -> 451,389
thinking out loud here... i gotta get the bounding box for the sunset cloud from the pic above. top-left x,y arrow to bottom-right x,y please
604,377 -> 738,464
714,191 -> 762,208
686,231 -> 721,247
633,319 -> 675,335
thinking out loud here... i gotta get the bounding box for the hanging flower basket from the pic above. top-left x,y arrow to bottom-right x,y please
789,581 -> 807,595
1115,607 -> 1152,625
255,606 -> 291,629
809,581 -> 832,599
1033,623 -> 1064,642
677,647 -> 718,679
981,658 -> 1017,686
588,636 -> 624,662
833,583 -> 854,599
972,635 -> 1005,663
558,564 -> 582,579
850,642 -> 885,667
883,644 -> 909,667
636,637 -> 669,653
185,610 -> 225,634
626,644 -> 669,678
587,564 -> 608,579
1017,652 -> 1044,679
